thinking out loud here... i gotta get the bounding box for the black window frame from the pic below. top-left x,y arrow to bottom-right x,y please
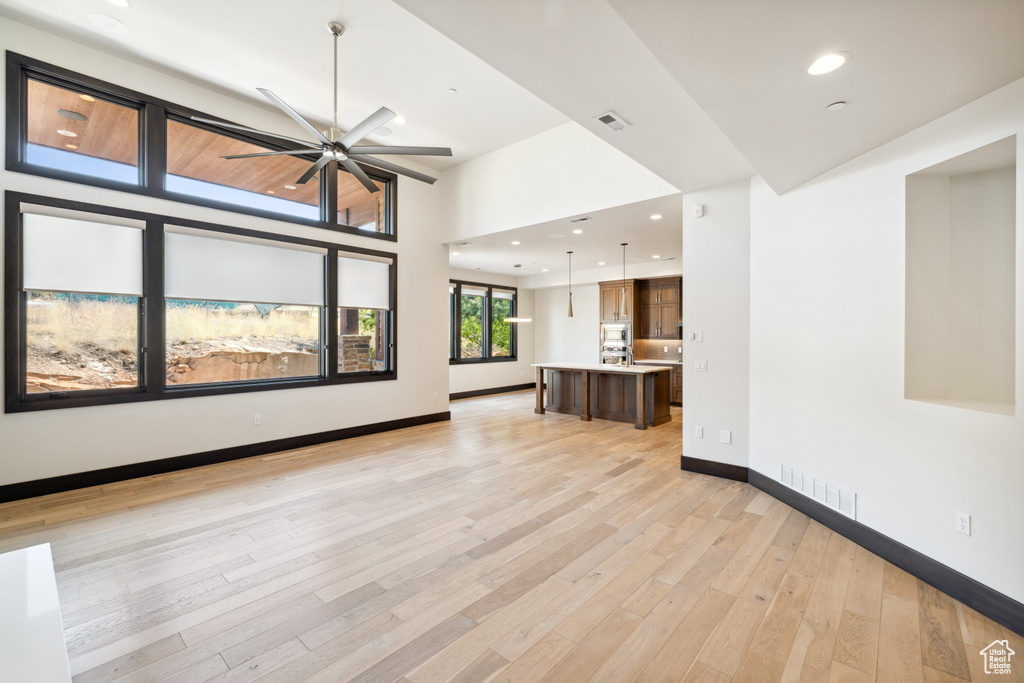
4,191 -> 398,413
448,279 -> 518,364
5,51 -> 398,242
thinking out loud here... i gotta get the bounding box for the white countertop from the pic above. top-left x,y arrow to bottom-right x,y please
633,359 -> 682,365
532,362 -> 674,374
0,543 -> 72,682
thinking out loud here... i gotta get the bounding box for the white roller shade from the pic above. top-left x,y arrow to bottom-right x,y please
337,255 -> 391,310
23,213 -> 143,296
461,286 -> 487,298
493,289 -> 515,300
165,231 -> 325,306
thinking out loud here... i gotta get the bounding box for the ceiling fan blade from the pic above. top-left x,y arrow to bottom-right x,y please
222,148 -> 321,160
256,88 -> 333,147
190,116 -> 318,147
348,146 -> 452,157
339,107 -> 396,149
340,158 -> 381,194
348,153 -> 438,185
296,155 -> 333,185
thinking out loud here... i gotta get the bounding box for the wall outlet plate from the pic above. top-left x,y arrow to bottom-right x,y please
956,511 -> 971,536
695,426 -> 703,438
719,429 -> 731,444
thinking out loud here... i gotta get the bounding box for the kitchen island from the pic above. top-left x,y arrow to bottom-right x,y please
532,362 -> 673,430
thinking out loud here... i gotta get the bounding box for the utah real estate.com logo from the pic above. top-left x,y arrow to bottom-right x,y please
980,640 -> 1015,675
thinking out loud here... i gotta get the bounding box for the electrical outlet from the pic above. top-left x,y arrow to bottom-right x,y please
253,414 -> 261,426
664,346 -> 669,353
432,392 -> 438,401
695,426 -> 703,438
956,512 -> 971,536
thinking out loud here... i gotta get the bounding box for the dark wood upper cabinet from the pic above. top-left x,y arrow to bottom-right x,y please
637,277 -> 681,339
599,280 -> 638,323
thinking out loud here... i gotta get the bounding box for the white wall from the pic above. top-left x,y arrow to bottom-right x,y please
749,77 -> 1024,602
0,17 -> 450,486
440,121 -> 678,243
448,269 -> 535,394
533,285 -> 601,365
682,181 -> 751,469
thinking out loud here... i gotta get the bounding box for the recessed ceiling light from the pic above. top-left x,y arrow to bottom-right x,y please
56,129 -> 77,137
57,109 -> 87,122
449,88 -> 458,95
394,115 -> 406,125
826,101 -> 847,112
452,251 -> 460,256
511,241 -> 520,245
652,255 -> 661,259
572,229 -> 583,234
542,268 -> 549,272
267,190 -> 275,195
808,52 -> 848,75
546,233 -> 564,238
107,0 -> 131,7
650,214 -> 662,220
284,184 -> 296,190
88,13 -> 130,34
64,144 -> 78,149
598,261 -> 606,266
79,94 -> 96,102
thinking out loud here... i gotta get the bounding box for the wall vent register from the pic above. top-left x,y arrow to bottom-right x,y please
781,464 -> 856,519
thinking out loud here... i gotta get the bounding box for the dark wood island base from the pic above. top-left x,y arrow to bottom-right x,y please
532,363 -> 672,430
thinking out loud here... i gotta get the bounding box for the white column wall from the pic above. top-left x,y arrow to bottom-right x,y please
681,181 -> 751,469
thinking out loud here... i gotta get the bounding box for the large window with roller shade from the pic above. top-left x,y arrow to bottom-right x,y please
5,192 -> 397,413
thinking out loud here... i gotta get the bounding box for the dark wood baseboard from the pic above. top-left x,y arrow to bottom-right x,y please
0,411 -> 452,504
450,383 -> 535,401
747,470 -> 1024,637
680,455 -> 749,482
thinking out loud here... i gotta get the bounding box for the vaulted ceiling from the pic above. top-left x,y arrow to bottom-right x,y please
395,0 -> 1024,194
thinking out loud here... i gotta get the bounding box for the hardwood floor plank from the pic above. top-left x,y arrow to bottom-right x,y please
833,609 -> 880,675
876,593 -> 923,683
537,607 -> 642,683
730,572 -> 815,682
636,588 -> 736,682
918,582 -> 971,680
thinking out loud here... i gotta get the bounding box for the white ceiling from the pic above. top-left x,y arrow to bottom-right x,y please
395,0 -> 1024,193
0,0 -> 567,170
447,194 -> 681,279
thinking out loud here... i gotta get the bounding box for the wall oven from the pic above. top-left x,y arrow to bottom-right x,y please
600,323 -> 631,364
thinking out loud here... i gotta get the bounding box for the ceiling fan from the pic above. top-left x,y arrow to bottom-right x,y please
191,21 -> 451,193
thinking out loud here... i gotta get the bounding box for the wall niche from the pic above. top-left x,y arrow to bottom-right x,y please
905,136 -> 1017,416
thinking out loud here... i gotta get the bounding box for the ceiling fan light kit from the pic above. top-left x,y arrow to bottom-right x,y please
193,21 -> 452,193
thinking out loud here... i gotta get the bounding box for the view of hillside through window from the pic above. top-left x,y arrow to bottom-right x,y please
25,292 -> 139,393
165,301 -> 321,385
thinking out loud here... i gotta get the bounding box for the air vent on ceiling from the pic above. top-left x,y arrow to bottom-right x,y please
595,110 -> 630,131
454,241 -> 472,247
570,216 -> 591,223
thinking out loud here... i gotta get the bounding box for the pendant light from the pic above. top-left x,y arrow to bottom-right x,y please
618,242 -> 628,318
567,251 -> 574,318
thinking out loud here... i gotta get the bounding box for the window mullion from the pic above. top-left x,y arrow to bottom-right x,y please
326,250 -> 339,380
143,103 -> 166,192
143,221 -> 165,394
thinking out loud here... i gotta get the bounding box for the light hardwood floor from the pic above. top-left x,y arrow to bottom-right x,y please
0,391 -> 1020,682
